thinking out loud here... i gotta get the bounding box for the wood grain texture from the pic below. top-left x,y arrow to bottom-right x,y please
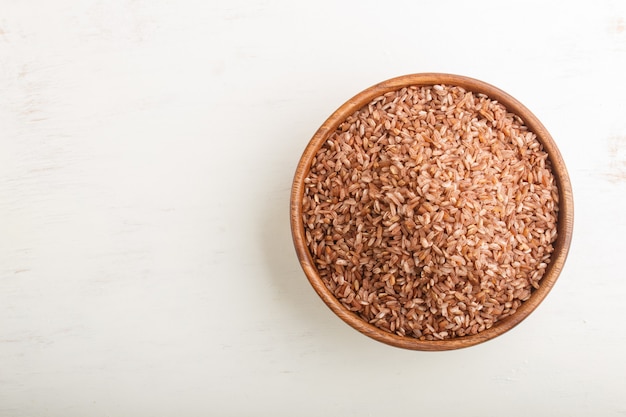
2,0 -> 626,415
291,74 -> 574,350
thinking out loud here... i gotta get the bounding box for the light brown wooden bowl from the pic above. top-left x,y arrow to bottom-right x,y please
290,73 -> 574,351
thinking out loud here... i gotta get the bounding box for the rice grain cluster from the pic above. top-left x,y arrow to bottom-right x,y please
302,84 -> 559,340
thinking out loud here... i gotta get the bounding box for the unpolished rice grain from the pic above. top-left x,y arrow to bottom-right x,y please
302,85 -> 559,340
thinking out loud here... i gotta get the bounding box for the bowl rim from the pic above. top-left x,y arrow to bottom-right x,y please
290,73 -> 574,351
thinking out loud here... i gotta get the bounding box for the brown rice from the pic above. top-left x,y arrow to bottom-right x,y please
302,84 -> 559,340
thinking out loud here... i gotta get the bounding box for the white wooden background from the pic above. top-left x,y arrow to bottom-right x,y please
1,0 -> 626,415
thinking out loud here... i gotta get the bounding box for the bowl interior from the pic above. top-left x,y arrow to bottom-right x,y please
290,73 -> 574,350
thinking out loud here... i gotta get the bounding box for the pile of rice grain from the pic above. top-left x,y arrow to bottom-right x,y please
302,84 -> 559,340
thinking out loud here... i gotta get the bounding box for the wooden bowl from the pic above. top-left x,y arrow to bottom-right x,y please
290,73 -> 574,351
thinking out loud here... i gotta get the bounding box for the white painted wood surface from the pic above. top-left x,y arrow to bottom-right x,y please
1,0 -> 625,415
